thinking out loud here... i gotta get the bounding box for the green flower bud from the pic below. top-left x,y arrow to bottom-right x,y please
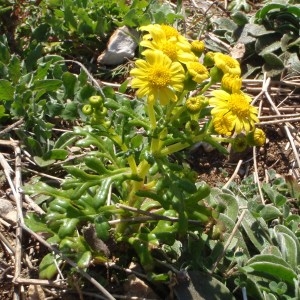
247,128 -> 266,146
186,96 -> 206,114
203,51 -> 215,67
89,95 -> 103,108
185,120 -> 199,133
231,134 -> 248,152
210,66 -> 224,84
82,104 -> 93,115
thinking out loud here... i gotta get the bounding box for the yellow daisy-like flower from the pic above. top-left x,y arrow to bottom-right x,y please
130,50 -> 185,105
160,24 -> 180,39
210,90 -> 258,134
214,53 -> 241,76
212,113 -> 235,136
191,40 -> 205,56
186,61 -> 209,83
221,73 -> 242,93
140,24 -> 197,64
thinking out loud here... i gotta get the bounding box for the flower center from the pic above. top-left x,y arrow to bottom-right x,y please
228,94 -> 250,117
148,65 -> 171,88
161,41 -> 177,61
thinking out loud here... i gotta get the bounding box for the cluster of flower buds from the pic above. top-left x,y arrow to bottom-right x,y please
82,95 -> 110,127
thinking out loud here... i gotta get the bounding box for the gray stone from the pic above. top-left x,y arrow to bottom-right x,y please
0,198 -> 14,216
97,26 -> 139,66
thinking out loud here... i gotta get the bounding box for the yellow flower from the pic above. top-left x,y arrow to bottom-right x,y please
140,24 -> 197,64
191,40 -> 205,56
212,113 -> 235,136
213,53 -> 241,76
221,73 -> 242,93
160,24 -> 180,39
210,90 -> 258,134
130,50 -> 185,105
186,61 -> 209,83
247,128 -> 266,146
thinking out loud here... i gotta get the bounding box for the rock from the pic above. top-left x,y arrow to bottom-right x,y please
0,198 -> 14,216
97,26 -> 139,66
27,284 -> 46,300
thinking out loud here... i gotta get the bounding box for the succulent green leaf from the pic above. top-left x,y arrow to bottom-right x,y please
33,79 -> 62,91
0,79 -> 14,101
43,149 -> 69,161
95,217 -> 110,241
261,245 -> 283,258
255,35 -> 282,56
246,254 -> 297,285
263,292 -> 278,300
276,232 -> 297,271
58,218 -> 79,238
231,11 -> 249,26
8,55 -> 22,84
0,41 -> 10,63
255,4 -> 285,20
246,260 -> 297,285
274,224 -> 300,266
39,253 -> 59,279
62,71 -> 77,98
77,251 -> 92,269
259,205 -> 282,221
262,53 -> 285,77
241,212 -> 271,252
54,131 -> 78,149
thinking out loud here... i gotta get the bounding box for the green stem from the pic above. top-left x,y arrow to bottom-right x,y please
109,128 -> 138,174
160,132 -> 209,156
147,102 -> 157,130
200,80 -> 213,94
147,102 -> 160,154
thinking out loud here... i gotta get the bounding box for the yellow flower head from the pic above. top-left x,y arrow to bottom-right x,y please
210,90 -> 259,134
186,61 -> 209,83
191,40 -> 205,56
130,50 -> 185,106
140,24 -> 197,64
212,113 -> 235,136
221,73 -> 242,93
247,128 -> 266,146
214,53 -> 241,76
160,24 -> 180,39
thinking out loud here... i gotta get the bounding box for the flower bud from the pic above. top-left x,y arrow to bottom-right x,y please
210,66 -> 224,84
89,95 -> 103,108
185,120 -> 199,133
247,128 -> 266,146
82,104 -> 93,115
221,73 -> 242,93
191,40 -> 205,56
203,51 -> 215,67
231,134 -> 248,152
186,95 -> 206,114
